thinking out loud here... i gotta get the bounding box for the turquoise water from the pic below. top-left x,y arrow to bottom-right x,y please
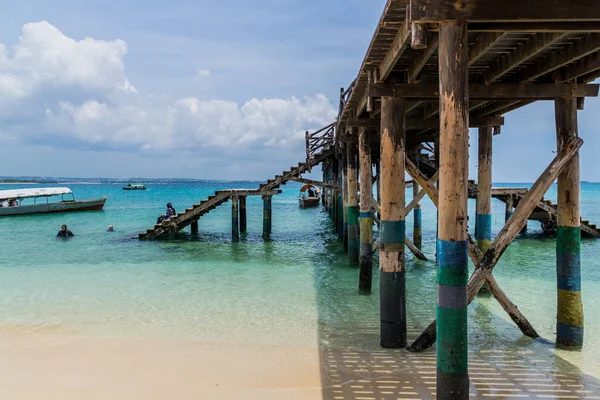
1,180 -> 600,375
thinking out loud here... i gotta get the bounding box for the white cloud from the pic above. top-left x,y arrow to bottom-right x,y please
0,21 -> 337,161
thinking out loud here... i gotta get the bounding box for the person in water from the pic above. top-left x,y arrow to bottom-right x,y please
57,225 -> 74,238
157,203 -> 177,223
107,225 -> 114,232
307,187 -> 316,197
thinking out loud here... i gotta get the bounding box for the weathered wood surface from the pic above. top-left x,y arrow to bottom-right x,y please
372,211 -> 428,261
368,83 -> 600,100
409,137 -> 584,352
289,177 -> 340,190
410,0 -> 600,23
348,116 -> 504,129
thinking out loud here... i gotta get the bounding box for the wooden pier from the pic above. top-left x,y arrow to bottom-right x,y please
139,1 -> 600,398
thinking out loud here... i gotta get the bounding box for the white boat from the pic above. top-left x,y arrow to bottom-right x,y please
0,187 -> 106,216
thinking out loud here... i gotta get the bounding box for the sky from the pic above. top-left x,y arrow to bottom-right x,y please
0,0 -> 599,181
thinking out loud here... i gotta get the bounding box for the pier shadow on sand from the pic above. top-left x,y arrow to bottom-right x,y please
311,221 -> 600,400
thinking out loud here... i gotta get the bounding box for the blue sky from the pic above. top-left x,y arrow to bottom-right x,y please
0,0 -> 598,181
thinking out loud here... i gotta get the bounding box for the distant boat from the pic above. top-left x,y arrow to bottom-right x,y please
123,184 -> 146,191
298,184 -> 320,208
0,187 -> 106,216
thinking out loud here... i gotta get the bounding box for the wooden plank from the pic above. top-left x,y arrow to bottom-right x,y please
518,34 -> 600,82
468,33 -> 507,65
410,0 -> 600,23
408,34 -> 439,82
468,22 -> 600,32
348,116 -> 504,128
368,83 -> 600,99
484,33 -> 568,84
562,52 -> 600,82
379,23 -> 411,82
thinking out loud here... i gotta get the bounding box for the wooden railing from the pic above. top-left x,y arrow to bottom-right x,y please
305,123 -> 335,170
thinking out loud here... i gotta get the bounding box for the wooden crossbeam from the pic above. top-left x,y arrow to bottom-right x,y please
408,34 -> 439,82
347,116 -> 505,129
518,34 -> 600,82
408,137 -> 583,352
368,83 -> 599,99
410,0 -> 600,23
379,23 -> 411,82
467,22 -> 600,33
404,158 -> 540,345
468,33 -> 507,65
484,33 -> 568,84
289,177 -> 340,191
563,52 -> 600,82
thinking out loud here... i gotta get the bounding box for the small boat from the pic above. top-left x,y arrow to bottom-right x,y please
123,184 -> 146,190
0,187 -> 106,216
298,184 -> 320,208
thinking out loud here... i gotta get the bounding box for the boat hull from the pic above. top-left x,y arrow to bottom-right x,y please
299,197 -> 320,208
0,197 -> 107,216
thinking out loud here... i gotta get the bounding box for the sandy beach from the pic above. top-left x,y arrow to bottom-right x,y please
0,330 -> 323,400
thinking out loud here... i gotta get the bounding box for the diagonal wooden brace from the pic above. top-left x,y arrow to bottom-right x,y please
406,141 -> 582,350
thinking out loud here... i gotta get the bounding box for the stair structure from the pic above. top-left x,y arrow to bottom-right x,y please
139,148 -> 335,240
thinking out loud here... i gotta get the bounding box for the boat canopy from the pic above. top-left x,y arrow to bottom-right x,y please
300,184 -> 316,192
0,187 -> 72,199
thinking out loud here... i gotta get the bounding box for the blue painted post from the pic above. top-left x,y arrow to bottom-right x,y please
555,97 -> 583,349
437,20 -> 469,399
379,94 -> 407,348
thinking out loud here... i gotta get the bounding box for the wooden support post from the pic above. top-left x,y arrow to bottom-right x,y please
408,137 -> 583,353
375,160 -> 381,207
342,144 -> 349,250
379,94 -> 407,348
191,219 -> 199,234
239,196 -> 247,234
555,97 -> 583,348
262,195 -> 272,241
232,195 -> 239,242
477,127 -> 493,253
359,127 -> 374,293
505,195 -> 514,223
411,23 -> 428,49
411,149 -> 423,250
337,157 -> 344,240
347,141 -> 359,264
437,20 -> 469,399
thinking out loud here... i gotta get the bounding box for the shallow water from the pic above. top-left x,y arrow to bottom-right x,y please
0,180 -> 599,380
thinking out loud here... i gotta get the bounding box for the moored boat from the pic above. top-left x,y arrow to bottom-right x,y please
298,184 -> 320,208
123,184 -> 146,190
0,187 -> 106,216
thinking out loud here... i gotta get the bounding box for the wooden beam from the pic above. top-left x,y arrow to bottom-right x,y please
562,52 -> 600,82
408,34 -> 439,82
484,33 -> 568,84
518,34 -> 600,82
379,23 -> 411,82
468,33 -> 507,65
410,0 -> 600,23
467,22 -> 600,33
289,177 -> 340,190
368,83 -> 600,99
411,23 -> 428,49
348,116 -> 504,129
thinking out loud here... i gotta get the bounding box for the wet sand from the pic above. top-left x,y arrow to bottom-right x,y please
0,330 -> 323,400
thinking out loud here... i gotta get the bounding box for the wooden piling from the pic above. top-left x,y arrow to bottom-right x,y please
342,144 -> 349,250
505,195 -> 513,223
437,20 -> 469,399
555,97 -> 584,348
239,196 -> 247,234
191,219 -> 199,234
411,149 -> 423,250
359,127 -> 374,293
347,141 -> 359,264
262,195 -> 272,241
337,157 -> 344,240
232,195 -> 239,242
477,127 -> 493,253
379,94 -> 407,348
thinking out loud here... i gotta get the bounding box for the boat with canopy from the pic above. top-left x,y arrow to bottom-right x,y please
0,187 -> 106,216
123,184 -> 146,190
298,184 -> 320,208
